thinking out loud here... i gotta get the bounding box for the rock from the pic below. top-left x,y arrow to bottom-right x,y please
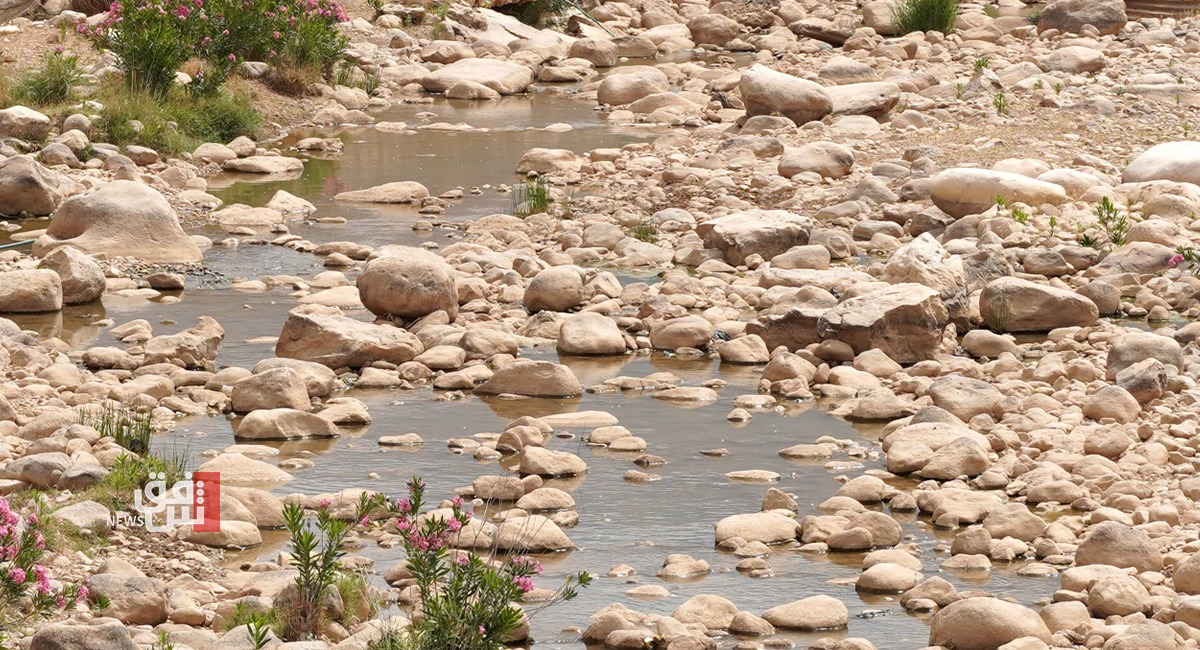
1124,142 -> 1200,185
222,156 -> 304,174
929,375 -> 1003,421
193,142 -> 238,164
143,316 -> 224,368
857,563 -> 920,593
475,359 -> 583,397
50,500 -> 111,533
739,64 -> 833,125
882,234 -> 969,324
558,312 -> 626,355
1088,573 -> 1150,617
276,305 -> 424,368
519,446 -> 587,477
688,13 -> 740,46
696,209 -> 812,265
254,358 -> 339,397
1075,521 -> 1162,572
1107,332 -> 1182,375
729,611 -> 774,636
650,315 -> 714,350
196,453 -> 293,487
826,81 -> 900,118
673,594 -> 738,630
977,277 -> 1098,332
0,105 -> 51,139
357,248 -> 458,320
516,148 -> 582,174
183,520 -> 263,549
598,67 -> 670,106
715,512 -> 797,545
982,503 -> 1046,542
30,623 -> 138,650
333,181 -> 430,203
525,266 -> 585,312
445,80 -> 501,100
231,367 -> 310,412
919,436 -> 990,480
37,247 -> 105,305
929,598 -> 1052,649
717,335 -> 769,364
1038,46 -> 1106,74
0,269 -> 62,313
235,408 -> 339,440
422,59 -> 534,95
816,284 -> 948,364
33,180 -> 202,263
569,39 -> 617,67
0,155 -> 63,216
761,595 -> 848,630
1171,552 -> 1200,594
86,572 -> 168,625
1038,0 -> 1126,35
930,169 -> 1068,219
779,142 -> 854,179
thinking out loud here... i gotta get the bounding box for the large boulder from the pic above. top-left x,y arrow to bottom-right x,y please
778,142 -> 855,179
929,598 -> 1051,649
715,512 -> 797,545
333,181 -> 430,203
1038,46 -> 1105,74
519,446 -> 587,477
86,571 -> 168,625
0,105 -> 51,139
825,81 -> 900,118
421,59 -> 534,95
557,312 -> 627,355
650,315 -> 714,350
930,168 -> 1068,218
1107,332 -> 1183,376
231,367 -> 311,412
816,284 -> 948,364
1124,142 -> 1200,185
276,305 -> 424,368
33,180 -> 201,263
597,66 -> 670,106
0,155 -> 63,216
38,246 -> 105,305
978,277 -> 1098,332
30,623 -> 138,650
1038,0 -> 1126,35
687,13 -> 740,46
357,248 -> 458,320
0,269 -> 62,313
882,233 -> 968,324
235,408 -> 340,440
1075,521 -> 1162,572
474,359 -> 583,397
524,266 -> 585,312
761,596 -> 848,630
696,210 -> 813,265
739,64 -> 833,125
143,316 -> 224,368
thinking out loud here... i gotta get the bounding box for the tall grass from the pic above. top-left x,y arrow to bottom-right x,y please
79,405 -> 153,454
511,176 -> 552,218
893,0 -> 959,34
92,81 -> 261,154
11,51 -> 83,108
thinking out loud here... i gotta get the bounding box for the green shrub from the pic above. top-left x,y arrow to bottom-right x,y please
276,501 -> 355,640
93,83 -> 260,155
11,50 -> 83,108
892,0 -> 959,34
499,0 -> 568,26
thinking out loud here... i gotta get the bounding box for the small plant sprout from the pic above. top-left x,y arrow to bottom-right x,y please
511,175 -> 552,217
1010,207 -> 1029,224
630,218 -> 658,243
1114,85 -> 1126,96
994,195 -> 1010,209
993,91 -> 1010,115
1185,122 -> 1193,139
1032,79 -> 1044,91
1094,196 -> 1129,249
1053,82 -> 1064,94
1078,232 -> 1101,249
1048,214 -> 1059,240
954,81 -> 965,99
973,57 -> 990,71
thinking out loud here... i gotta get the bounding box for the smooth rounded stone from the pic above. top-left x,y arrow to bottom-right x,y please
333,181 -> 430,203
838,475 -> 885,503
183,519 -> 263,549
421,58 -> 532,95
485,514 -> 575,552
856,563 -> 920,593
928,375 -> 1003,421
717,335 -> 769,365
1038,46 -> 1106,73
0,105 -> 50,140
196,453 -> 292,487
1104,621 -> 1183,650
231,367 -> 310,412
827,527 -> 873,551
653,386 -> 720,402
516,148 -> 582,174
779,443 -> 837,460
1107,331 -> 1183,375
525,266 -> 585,312
1038,0 -> 1125,35
739,64 -> 832,126
761,595 -> 848,630
961,329 -> 1021,358
918,436 -> 990,480
597,66 -> 669,106
863,549 -> 922,572
379,433 -> 423,446
0,269 -> 62,313
38,245 -> 105,305
472,475 -> 525,501
688,13 -> 740,45
978,277 -> 1098,332
658,554 -> 711,579
929,598 -> 1051,649
558,312 -> 626,355
696,209 -> 813,266
475,359 -> 582,398
1082,385 -> 1140,423
725,470 -> 781,483
537,410 -> 619,429
223,155 -> 304,174
519,446 -> 587,477
673,594 -> 739,630
1074,521 -> 1162,572
930,168 -> 1068,218
33,180 -> 201,263
608,436 -> 647,452
277,304 -> 424,368
982,503 -> 1046,542
825,82 -> 900,118
30,623 -> 138,650
715,512 -> 797,545
516,487 -> 575,511
1039,601 -> 1090,633
0,155 -> 63,216
778,142 -> 854,179
650,315 -> 714,350
816,284 -> 948,364
1124,142 -> 1200,185
626,585 -> 669,599
1088,573 -> 1151,617
729,611 -> 775,636
357,248 -> 457,320
235,409 -> 339,440
194,142 -> 238,164
51,499 -> 112,534
569,38 -> 617,67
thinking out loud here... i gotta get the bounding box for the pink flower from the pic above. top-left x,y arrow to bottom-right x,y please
478,626 -> 486,635
514,575 -> 535,592
77,585 -> 89,602
455,554 -> 469,565
1169,253 -> 1185,268
447,518 -> 462,533
227,53 -> 237,62
8,567 -> 26,584
34,565 -> 51,594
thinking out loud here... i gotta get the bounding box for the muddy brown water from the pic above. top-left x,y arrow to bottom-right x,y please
9,84 -> 1056,648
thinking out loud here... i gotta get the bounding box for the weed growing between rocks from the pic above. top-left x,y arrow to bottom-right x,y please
1094,196 -> 1129,248
10,49 -> 83,108
511,175 -> 553,217
630,217 -> 658,243
893,0 -> 958,34
79,405 -> 153,454
79,450 -> 189,512
91,80 -> 261,155
0,495 -> 86,644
